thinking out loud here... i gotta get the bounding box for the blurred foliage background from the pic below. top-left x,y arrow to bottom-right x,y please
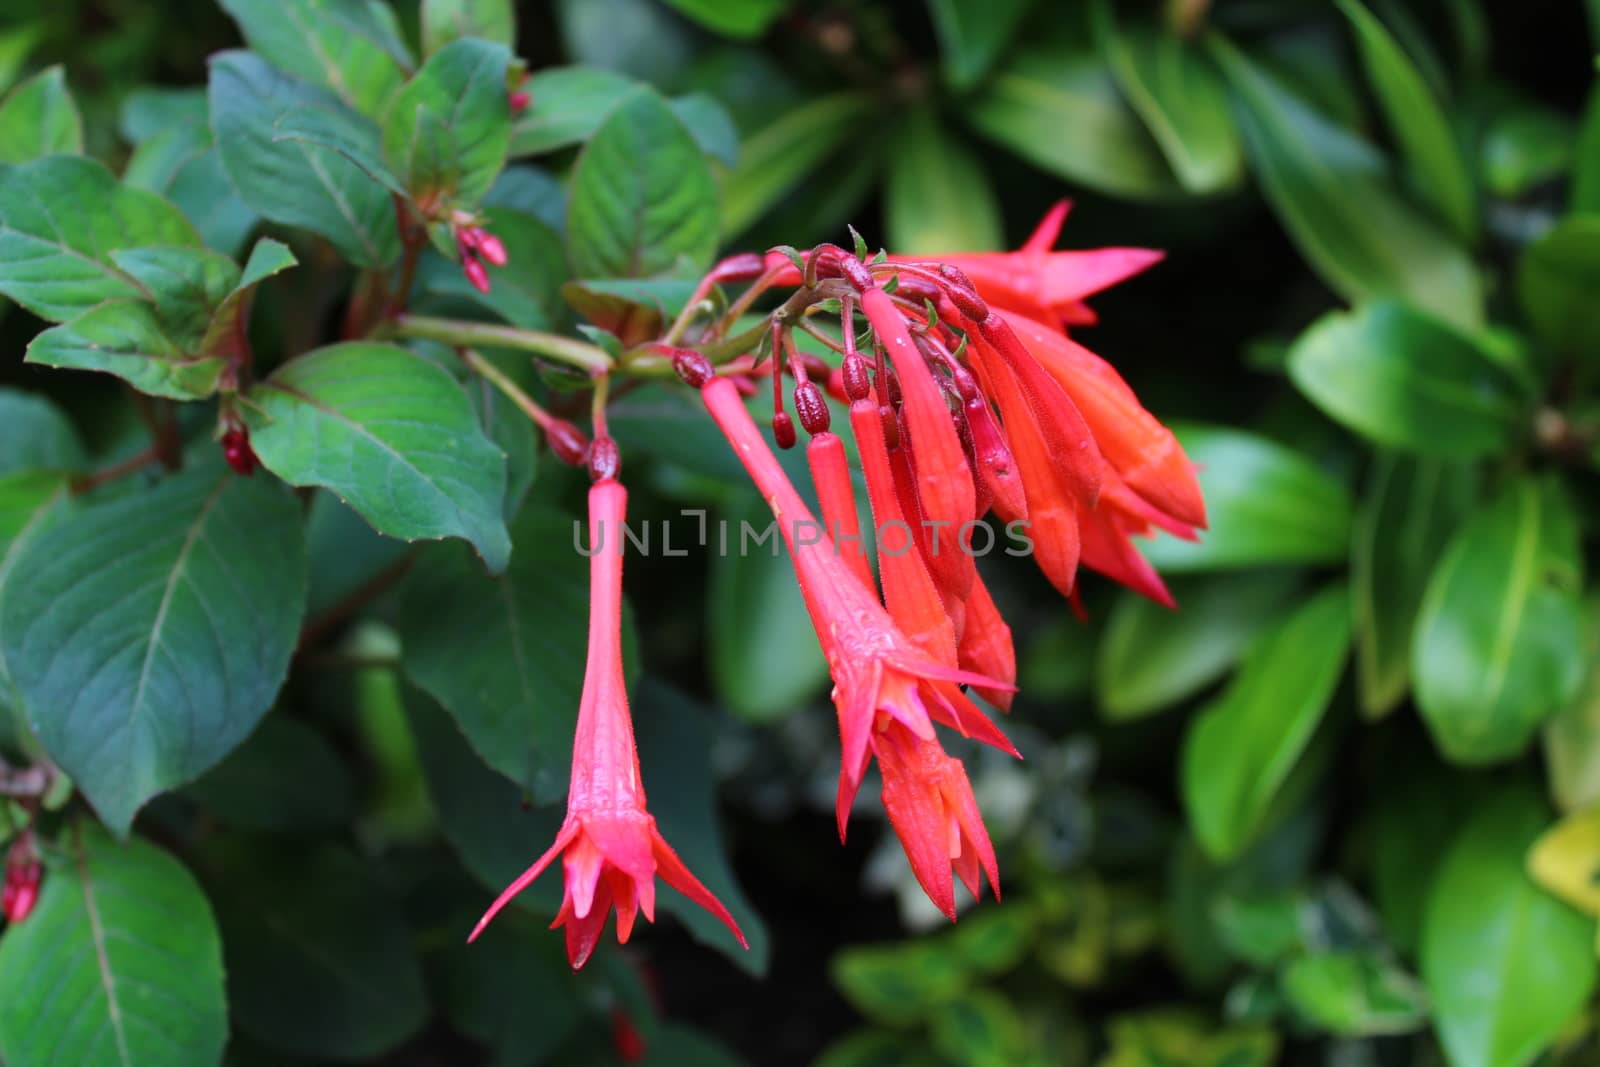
3,0 -> 1600,1065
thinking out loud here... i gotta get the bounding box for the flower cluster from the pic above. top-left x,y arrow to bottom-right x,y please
471,206 -> 1202,968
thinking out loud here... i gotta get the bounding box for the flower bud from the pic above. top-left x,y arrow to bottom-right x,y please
587,435 -> 621,482
772,411 -> 797,450
475,230 -> 508,267
672,349 -> 715,388
221,427 -> 258,476
838,256 -> 874,292
545,419 -> 591,467
794,381 -> 831,435
509,90 -> 531,113
841,352 -> 871,402
462,256 -> 491,294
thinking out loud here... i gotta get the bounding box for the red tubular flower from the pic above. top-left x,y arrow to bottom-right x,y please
957,576 -> 1015,712
806,431 -> 874,590
469,479 -> 746,968
696,377 -> 1017,837
873,721 -> 1000,919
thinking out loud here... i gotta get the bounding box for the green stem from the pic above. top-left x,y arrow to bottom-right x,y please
384,314 -> 614,374
457,348 -> 561,432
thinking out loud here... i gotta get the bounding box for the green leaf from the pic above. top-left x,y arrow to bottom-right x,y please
1528,806 -> 1600,916
396,506 -> 591,803
200,238 -> 297,361
968,32 -> 1181,201
1337,0 -> 1477,243
111,245 -> 243,346
885,107 -> 1002,254
304,490 -> 413,617
1574,87 -> 1600,215
1101,1009 -> 1279,1067
434,908 -> 581,1064
0,460 -> 308,834
1478,88 -> 1573,198
266,96 -> 407,196
0,388 -> 85,474
633,681 -> 770,972
1208,34 -> 1483,329
1351,455 -> 1477,718
0,471 -> 72,715
1093,5 -> 1243,194
659,0 -> 786,37
421,0 -> 515,55
720,92 -> 875,237
1280,951 -> 1428,1036
1422,787 -> 1597,1067
166,151 -> 263,258
1096,571 -> 1300,720
217,0 -> 412,117
383,39 -> 510,208
418,208 -> 568,330
508,66 -> 640,156
210,51 -> 400,268
669,92 -> 740,168
1371,762 -> 1467,955
0,155 -> 201,322
709,491 -> 831,723
1142,425 -> 1354,572
0,24 -> 41,95
0,65 -> 82,163
929,990 -> 1027,1067
1543,597 -> 1600,814
1182,584 -> 1351,861
1287,301 -> 1527,457
1518,216 -> 1600,359
567,88 -> 719,278
1413,476 -> 1586,764
244,342 -> 511,572
26,300 -> 227,399
120,87 -> 208,144
927,0 -> 1033,91
0,824 -> 226,1067
832,941 -> 970,1025
205,840 -> 429,1059
185,715 -> 356,833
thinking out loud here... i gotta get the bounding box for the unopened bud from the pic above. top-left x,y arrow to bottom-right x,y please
221,427 -> 257,476
462,256 -> 491,294
772,412 -> 797,450
794,381 -> 831,435
838,256 -> 875,292
841,352 -> 871,401
545,419 -> 590,467
938,266 -> 989,320
672,349 -> 715,388
475,230 -> 508,267
509,90 -> 531,113
587,435 -> 621,482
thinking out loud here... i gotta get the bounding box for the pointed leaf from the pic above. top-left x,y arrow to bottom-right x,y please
721,92 -> 874,236
1182,584 -> 1351,860
927,0 -> 1033,90
185,716 -> 355,833
507,66 -> 640,156
1337,0 -> 1477,242
885,106 -> 1002,255
0,155 -> 200,322
1414,477 -> 1585,764
210,51 -> 400,268
1209,35 -> 1482,328
1422,787 -> 1597,1067
382,38 -> 511,207
199,238 -> 297,361
0,824 -> 226,1067
1287,301 -> 1528,457
1518,216 -> 1600,359
243,342 -> 511,572
659,0 -> 787,38
0,64 -> 82,163
1280,951 -> 1428,1036
217,0 -> 412,117
26,301 -> 225,399
0,461 -> 307,833
566,88 -> 718,278
422,0 -> 515,55
1351,455 -> 1477,717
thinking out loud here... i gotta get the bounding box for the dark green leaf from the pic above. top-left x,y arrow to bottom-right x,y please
186,716 -> 355,833
929,990 -> 1027,1067
120,87 -> 208,144
1414,476 -> 1585,764
1352,455 -> 1477,718
1478,88 -> 1573,198
1371,761 -> 1467,954
1209,35 -> 1483,328
1142,425 -> 1354,572
814,1031 -> 944,1067
508,66 -> 639,157
1096,571 -> 1300,720
434,908 -> 581,1065
1518,216 -> 1600,358
1422,787 -> 1597,1067
26,301 -> 224,398
0,460 -> 307,833
968,33 -> 1181,201
669,92 -> 740,167
0,824 -> 226,1067
885,107 -> 1002,254
487,164 -> 567,231
210,51 -> 400,268
1337,0 -> 1477,243
567,88 -> 719,278
421,0 -> 515,55
709,491 -> 830,723
267,96 -> 407,196
0,388 -> 85,474
217,0 -> 412,117
303,489 -> 413,617
927,0 -> 1033,90
166,150 -> 263,258
206,839 -> 429,1059
1101,1008 -> 1279,1067
832,941 -> 970,1025
1544,597 -> 1600,814
244,342 -> 511,572
555,0 -> 696,86
0,65 -> 82,163
0,155 -> 201,322
721,92 -> 875,236
1287,301 -> 1528,457
1182,584 -> 1351,860
383,39 -> 511,208
0,24 -> 41,95
397,506 -> 589,803
0,470 -> 72,713
659,0 -> 786,38
1280,951 -> 1428,1036
1094,5 -> 1243,194
1574,86 -> 1600,214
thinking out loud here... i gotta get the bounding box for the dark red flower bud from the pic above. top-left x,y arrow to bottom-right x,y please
545,419 -> 591,467
509,90 -> 531,113
587,435 -> 621,482
842,352 -> 872,402
772,411 -> 797,450
221,427 -> 257,476
794,381 -> 831,435
938,266 -> 989,321
672,349 -> 715,388
2,858 -> 41,925
462,256 -> 491,294
475,230 -> 508,267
